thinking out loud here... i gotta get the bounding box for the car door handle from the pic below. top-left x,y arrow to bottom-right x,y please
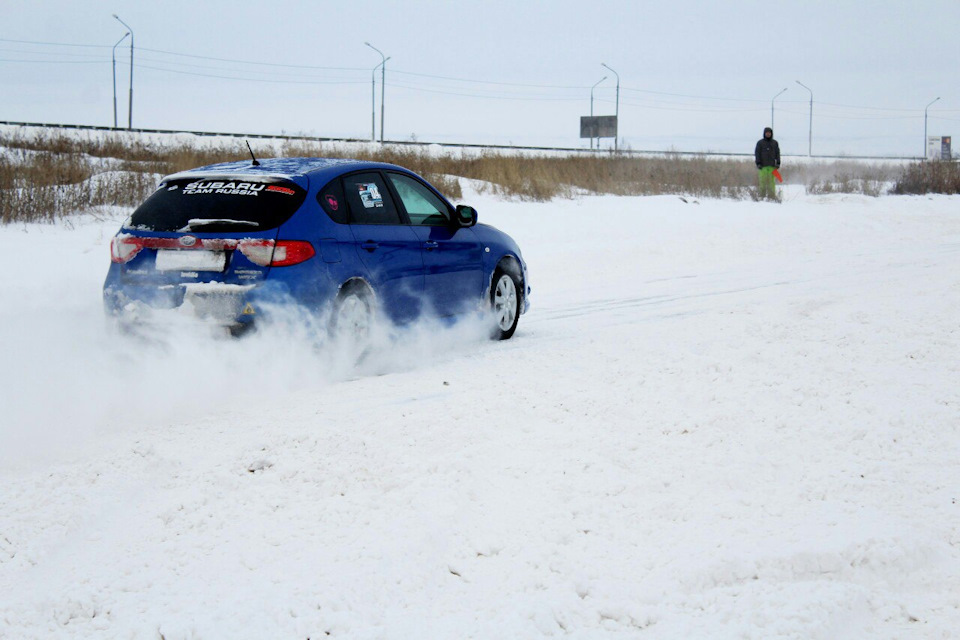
423,241 -> 439,251
360,241 -> 379,252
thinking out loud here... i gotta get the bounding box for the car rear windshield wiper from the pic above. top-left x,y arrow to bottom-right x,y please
179,219 -> 261,231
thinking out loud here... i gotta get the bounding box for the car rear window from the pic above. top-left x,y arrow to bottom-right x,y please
127,177 -> 307,232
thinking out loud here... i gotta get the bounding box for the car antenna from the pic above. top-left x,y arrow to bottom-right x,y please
245,140 -> 260,166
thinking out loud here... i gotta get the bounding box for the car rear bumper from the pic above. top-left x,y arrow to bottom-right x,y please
104,281 -> 259,331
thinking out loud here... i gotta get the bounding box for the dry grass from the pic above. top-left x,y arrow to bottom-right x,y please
0,127 -> 920,223
281,145 -> 759,201
0,153 -> 160,224
891,161 -> 960,195
793,160 -> 899,197
806,174 -> 886,197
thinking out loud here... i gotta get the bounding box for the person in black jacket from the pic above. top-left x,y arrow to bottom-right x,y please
755,127 -> 780,200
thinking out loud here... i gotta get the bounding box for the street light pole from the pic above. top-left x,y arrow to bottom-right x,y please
796,80 -> 813,157
365,42 -> 387,144
369,63 -> 375,142
113,14 -> 134,129
111,32 -> 129,129
924,97 -> 940,160
368,57 -> 390,142
771,87 -> 787,131
601,63 -> 619,151
590,76 -> 606,150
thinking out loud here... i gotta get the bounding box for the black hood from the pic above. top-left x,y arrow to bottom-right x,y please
764,127 -> 773,137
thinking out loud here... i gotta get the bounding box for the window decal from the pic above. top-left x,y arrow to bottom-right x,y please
355,182 -> 383,208
182,181 -> 266,196
325,194 -> 339,211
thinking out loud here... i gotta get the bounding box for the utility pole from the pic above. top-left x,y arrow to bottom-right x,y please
601,63 -> 619,151
590,76 -> 606,150
771,87 -> 787,131
113,14 -> 134,129
365,42 -> 387,144
924,97 -> 940,160
796,80 -> 813,157
111,32 -> 129,129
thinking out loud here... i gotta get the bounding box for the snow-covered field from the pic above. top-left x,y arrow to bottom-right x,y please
1,186 -> 959,639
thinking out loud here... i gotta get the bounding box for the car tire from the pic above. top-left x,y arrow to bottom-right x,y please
228,322 -> 256,338
490,267 -> 521,340
330,283 -> 374,348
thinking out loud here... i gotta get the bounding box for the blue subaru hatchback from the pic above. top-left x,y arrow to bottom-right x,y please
103,158 -> 529,339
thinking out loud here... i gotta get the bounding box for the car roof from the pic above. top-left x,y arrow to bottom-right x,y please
162,157 -> 412,186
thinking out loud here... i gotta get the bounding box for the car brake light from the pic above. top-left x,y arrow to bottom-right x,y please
110,235 -> 143,263
238,240 -> 314,267
270,240 -> 315,266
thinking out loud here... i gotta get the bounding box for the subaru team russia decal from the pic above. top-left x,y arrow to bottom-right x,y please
183,181 -> 266,196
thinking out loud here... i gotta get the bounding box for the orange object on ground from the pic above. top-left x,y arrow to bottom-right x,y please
773,169 -> 783,183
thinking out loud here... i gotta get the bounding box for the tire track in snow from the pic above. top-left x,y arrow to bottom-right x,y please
533,280 -> 798,323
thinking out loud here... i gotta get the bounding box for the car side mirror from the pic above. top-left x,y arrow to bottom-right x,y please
455,205 -> 478,228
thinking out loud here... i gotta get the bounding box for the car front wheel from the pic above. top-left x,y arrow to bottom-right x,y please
491,268 -> 521,340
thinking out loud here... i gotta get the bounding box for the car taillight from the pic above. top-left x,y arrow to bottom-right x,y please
270,240 -> 316,266
237,239 -> 274,266
110,235 -> 143,263
238,240 -> 314,267
110,235 -> 314,267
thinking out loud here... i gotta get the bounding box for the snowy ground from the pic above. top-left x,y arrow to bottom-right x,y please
1,186 -> 959,639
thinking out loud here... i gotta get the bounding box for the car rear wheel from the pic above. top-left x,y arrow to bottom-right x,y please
330,284 -> 374,347
491,268 -> 521,340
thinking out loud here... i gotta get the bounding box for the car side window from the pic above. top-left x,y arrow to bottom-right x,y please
317,178 -> 348,224
387,173 -> 451,226
343,172 -> 401,225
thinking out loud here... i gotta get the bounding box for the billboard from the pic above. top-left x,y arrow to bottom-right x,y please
580,116 -> 618,139
927,135 -> 952,160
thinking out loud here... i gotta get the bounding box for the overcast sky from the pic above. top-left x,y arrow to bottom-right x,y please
3,0 -> 958,157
